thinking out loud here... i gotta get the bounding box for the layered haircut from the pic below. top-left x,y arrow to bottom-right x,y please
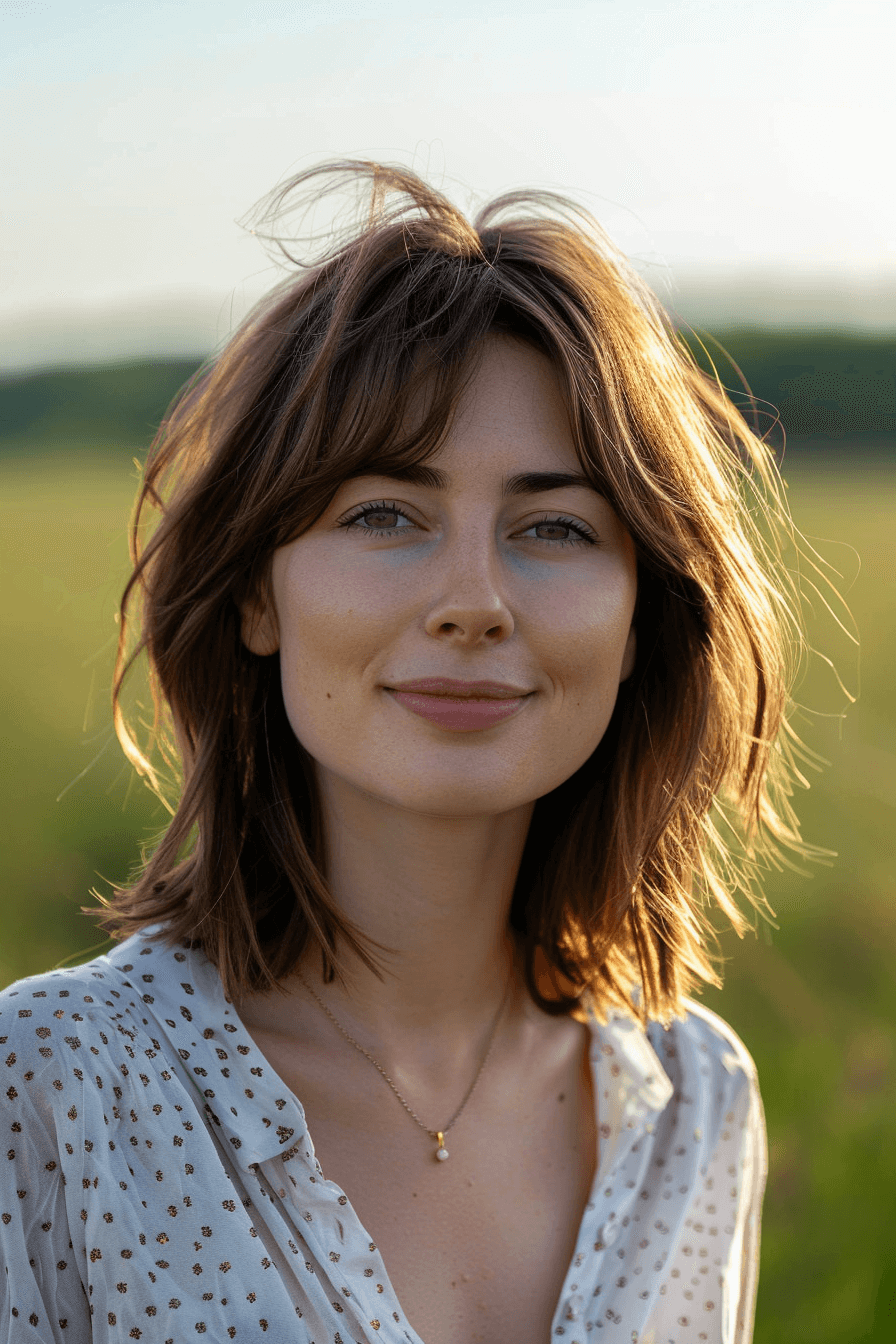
94,159 -> 812,1027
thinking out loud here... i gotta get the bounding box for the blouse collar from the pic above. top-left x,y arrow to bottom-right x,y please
105,926 -> 305,1171
103,925 -> 675,1175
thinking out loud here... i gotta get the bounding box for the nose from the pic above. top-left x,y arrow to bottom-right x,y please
421,531 -> 516,644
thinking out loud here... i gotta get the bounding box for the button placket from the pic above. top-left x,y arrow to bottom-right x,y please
564,1290 -> 585,1321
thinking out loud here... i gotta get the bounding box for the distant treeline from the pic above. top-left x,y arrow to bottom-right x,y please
680,328 -> 895,455
1,329 -> 894,459
0,359 -> 202,456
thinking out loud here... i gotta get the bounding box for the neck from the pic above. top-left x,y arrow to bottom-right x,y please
245,768 -> 538,1087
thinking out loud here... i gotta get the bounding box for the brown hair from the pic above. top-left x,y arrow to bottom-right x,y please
92,159 -> 815,1027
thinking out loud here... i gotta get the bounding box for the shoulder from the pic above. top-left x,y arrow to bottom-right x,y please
650,997 -> 760,1084
646,998 -> 763,1147
1,956 -> 127,1042
1,962 -> 127,1205
0,953 -> 154,1111
0,927 -> 187,1044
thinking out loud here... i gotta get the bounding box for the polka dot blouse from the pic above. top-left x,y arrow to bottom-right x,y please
1,925 -> 767,1342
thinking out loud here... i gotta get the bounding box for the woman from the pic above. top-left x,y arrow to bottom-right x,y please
0,160 -> 807,1343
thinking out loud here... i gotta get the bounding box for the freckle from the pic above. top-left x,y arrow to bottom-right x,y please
326,693 -> 331,699
412,1191 -> 417,1198
558,1093 -> 566,1103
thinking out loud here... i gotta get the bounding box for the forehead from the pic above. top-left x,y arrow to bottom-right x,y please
454,334 -> 571,432
402,335 -> 580,472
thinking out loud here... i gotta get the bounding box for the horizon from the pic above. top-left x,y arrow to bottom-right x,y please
3,270 -> 895,377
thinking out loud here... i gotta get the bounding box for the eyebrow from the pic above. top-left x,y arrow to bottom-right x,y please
349,464 -> 600,498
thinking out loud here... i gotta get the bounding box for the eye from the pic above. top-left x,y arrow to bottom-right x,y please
336,501 -> 599,547
525,513 -> 599,548
337,501 -> 415,534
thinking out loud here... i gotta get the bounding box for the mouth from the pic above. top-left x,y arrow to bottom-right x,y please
385,677 -> 533,700
385,686 -> 533,732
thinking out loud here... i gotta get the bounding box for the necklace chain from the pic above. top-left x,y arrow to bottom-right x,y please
296,966 -> 513,1161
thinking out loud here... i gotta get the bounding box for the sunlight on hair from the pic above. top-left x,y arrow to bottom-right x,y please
93,159 -> 855,1029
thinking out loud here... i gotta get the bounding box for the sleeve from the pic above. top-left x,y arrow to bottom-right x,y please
641,1022 -> 769,1344
1,1014 -> 92,1343
729,1066 -> 767,1343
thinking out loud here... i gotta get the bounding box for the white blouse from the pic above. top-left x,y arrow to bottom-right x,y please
1,924 -> 766,1344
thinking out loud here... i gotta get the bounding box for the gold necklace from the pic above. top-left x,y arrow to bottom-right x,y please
296,968 -> 513,1163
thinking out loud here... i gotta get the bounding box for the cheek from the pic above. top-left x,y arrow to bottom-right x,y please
276,543 -> 370,646
531,587 -> 636,785
272,553 -> 393,735
537,568 -> 636,681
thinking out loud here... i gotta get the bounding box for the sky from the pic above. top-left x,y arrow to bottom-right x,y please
3,0 -> 895,369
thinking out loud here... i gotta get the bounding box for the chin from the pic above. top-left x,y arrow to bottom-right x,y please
363,775 -> 532,819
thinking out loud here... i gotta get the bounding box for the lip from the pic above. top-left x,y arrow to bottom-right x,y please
385,677 -> 533,700
386,687 -> 531,732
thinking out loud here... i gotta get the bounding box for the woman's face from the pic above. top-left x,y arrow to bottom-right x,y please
242,336 -> 638,820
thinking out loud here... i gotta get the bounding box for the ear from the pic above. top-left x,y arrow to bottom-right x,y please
619,625 -> 637,683
239,587 -> 280,657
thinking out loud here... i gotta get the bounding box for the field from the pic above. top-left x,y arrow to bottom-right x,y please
1,445 -> 893,1343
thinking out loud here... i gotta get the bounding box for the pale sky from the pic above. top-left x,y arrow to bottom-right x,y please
3,0 -> 895,368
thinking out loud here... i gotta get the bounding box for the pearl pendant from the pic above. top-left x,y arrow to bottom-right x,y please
435,1131 -> 449,1162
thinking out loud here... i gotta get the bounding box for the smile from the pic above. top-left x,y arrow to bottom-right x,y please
385,688 -> 532,732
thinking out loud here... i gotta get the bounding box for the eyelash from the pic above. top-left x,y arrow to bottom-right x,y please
336,500 -> 599,548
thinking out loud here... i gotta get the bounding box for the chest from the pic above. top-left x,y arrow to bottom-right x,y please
254,1023 -> 598,1344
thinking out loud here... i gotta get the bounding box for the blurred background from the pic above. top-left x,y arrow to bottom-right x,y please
2,2 -> 894,1340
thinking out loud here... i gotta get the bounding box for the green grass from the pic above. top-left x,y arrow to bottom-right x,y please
1,447 -> 893,1343
695,455 -> 896,1344
0,450 -> 164,978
